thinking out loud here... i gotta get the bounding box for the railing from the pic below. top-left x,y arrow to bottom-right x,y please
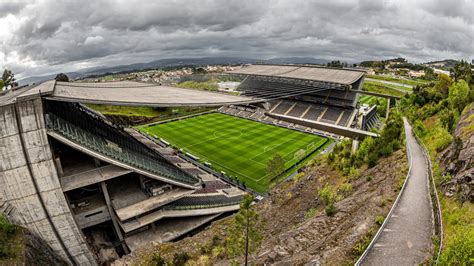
46,114 -> 200,186
163,195 -> 243,211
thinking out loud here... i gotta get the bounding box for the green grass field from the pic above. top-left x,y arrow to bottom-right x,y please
140,113 -> 328,192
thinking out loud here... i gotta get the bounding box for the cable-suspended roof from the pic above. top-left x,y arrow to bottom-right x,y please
227,64 -> 365,85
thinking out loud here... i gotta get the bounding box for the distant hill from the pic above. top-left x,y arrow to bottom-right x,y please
17,57 -> 330,86
423,59 -> 459,69
264,57 -> 328,65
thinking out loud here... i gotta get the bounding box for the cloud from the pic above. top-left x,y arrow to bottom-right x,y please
83,36 -> 104,46
0,0 -> 472,78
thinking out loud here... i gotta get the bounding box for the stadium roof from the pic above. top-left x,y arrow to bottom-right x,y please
227,64 -> 365,85
1,80 -> 262,107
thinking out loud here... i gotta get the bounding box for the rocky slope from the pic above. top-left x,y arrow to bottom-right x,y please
0,223 -> 67,265
440,103 -> 474,202
114,149 -> 408,265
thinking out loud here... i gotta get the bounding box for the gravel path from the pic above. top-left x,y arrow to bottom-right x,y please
362,118 -> 434,265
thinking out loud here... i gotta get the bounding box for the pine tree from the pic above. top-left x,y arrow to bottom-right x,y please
227,194 -> 262,265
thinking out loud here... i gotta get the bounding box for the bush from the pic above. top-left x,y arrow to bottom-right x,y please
375,215 -> 384,225
0,215 -> 16,235
319,184 -> 336,205
151,254 -> 167,266
172,252 -> 190,266
340,183 -> 352,197
325,203 -> 337,216
353,228 -> 376,255
439,229 -> 474,264
304,207 -> 317,220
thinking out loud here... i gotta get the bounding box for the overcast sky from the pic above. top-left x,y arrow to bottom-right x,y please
1,0 -> 473,79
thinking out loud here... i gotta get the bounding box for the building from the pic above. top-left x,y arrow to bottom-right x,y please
0,65 -> 390,264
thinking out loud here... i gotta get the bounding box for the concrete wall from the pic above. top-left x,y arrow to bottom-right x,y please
0,98 -> 96,265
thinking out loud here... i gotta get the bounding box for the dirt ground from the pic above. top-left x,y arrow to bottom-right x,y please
114,149 -> 408,265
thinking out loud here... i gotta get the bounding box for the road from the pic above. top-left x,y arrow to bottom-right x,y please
361,117 -> 434,265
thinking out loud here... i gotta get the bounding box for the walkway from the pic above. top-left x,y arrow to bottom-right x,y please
361,117 -> 433,265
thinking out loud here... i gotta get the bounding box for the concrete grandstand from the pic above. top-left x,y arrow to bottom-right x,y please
0,64 -> 380,264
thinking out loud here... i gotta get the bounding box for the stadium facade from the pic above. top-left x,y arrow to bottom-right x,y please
0,64 -> 377,264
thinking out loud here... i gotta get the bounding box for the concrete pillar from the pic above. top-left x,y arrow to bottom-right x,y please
100,182 -> 130,254
386,98 -> 391,119
54,156 -> 64,176
351,139 -> 360,155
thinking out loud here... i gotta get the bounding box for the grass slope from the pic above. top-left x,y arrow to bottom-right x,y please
141,113 -> 328,192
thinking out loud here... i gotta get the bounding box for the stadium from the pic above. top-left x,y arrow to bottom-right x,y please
0,64 -> 389,263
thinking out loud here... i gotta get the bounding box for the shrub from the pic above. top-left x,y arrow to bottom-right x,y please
375,215 -> 384,225
366,175 -> 373,182
325,203 -> 337,216
439,229 -> 474,264
304,207 -> 317,220
340,183 -> 353,197
367,153 -> 378,168
172,252 -> 190,266
0,215 -> 16,235
319,184 -> 336,205
353,228 -> 376,255
151,254 -> 167,266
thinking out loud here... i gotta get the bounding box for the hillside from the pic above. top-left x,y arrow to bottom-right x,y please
114,148 -> 408,265
17,57 -> 330,86
400,71 -> 473,263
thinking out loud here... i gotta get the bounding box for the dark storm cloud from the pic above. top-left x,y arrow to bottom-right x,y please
0,1 -> 30,18
0,0 -> 472,78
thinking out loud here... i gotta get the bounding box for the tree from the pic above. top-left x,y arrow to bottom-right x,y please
1,69 -> 16,91
227,194 -> 262,265
266,153 -> 285,178
448,80 -> 470,114
55,73 -> 69,82
451,60 -> 472,85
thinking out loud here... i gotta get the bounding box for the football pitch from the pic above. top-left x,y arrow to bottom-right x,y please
140,113 -> 328,192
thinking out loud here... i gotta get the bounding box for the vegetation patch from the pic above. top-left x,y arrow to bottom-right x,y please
176,80 -> 218,91
366,74 -> 430,86
400,64 -> 474,264
0,215 -> 23,262
328,111 -> 403,173
363,82 -> 406,97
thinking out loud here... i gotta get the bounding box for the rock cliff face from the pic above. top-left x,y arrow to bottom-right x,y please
22,230 -> 68,265
440,103 -> 474,202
